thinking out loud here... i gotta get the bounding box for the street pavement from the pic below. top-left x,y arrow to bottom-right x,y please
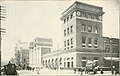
17,68 -> 119,76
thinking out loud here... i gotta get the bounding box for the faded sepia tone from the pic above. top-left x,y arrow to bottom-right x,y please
0,0 -> 120,75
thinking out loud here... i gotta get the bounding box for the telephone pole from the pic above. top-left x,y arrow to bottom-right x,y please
0,5 -> 6,75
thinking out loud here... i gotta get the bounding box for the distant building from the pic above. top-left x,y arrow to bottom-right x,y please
29,37 -> 52,69
103,37 -> 119,69
14,40 -> 29,70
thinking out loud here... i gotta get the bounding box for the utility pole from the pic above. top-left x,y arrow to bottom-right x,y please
110,35 -> 113,74
0,5 -> 6,75
57,43 -> 59,73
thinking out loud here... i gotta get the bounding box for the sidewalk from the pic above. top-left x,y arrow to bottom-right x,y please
17,68 -> 119,75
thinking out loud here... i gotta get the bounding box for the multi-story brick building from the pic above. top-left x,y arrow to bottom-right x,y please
103,37 -> 119,69
42,1 -> 105,69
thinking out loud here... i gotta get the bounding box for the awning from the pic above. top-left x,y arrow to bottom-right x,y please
104,57 -> 120,61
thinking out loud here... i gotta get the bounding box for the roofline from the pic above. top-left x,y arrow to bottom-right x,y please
62,1 -> 103,15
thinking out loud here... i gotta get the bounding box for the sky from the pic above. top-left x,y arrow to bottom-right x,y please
1,0 -> 119,61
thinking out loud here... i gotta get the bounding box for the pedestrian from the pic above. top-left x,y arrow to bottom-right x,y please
78,68 -> 80,74
74,68 -> 76,74
100,69 -> 103,74
36,68 -> 39,74
112,66 -> 115,75
81,67 -> 83,75
84,67 -> 87,74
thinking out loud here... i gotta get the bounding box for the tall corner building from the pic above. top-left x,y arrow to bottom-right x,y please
60,1 -> 104,68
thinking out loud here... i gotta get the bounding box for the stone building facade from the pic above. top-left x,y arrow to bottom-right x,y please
29,37 -> 52,69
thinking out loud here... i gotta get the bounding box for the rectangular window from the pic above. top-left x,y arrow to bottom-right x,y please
94,38 -> 98,45
70,14 -> 73,19
67,62 -> 70,68
82,57 -> 86,60
71,26 -> 73,33
105,47 -> 107,53
82,37 -> 86,44
71,57 -> 73,60
67,58 -> 70,60
88,25 -> 92,32
88,37 -> 92,47
71,46 -> 73,48
82,24 -> 86,32
67,28 -> 69,35
94,26 -> 99,33
82,37 -> 86,47
64,41 -> 66,47
64,29 -> 66,36
67,17 -> 69,22
71,61 -> 73,67
71,38 -> 73,45
88,37 -> 92,44
94,38 -> 98,48
67,40 -> 69,46
64,19 -> 66,23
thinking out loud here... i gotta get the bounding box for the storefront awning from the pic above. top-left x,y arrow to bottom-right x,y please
104,57 -> 120,61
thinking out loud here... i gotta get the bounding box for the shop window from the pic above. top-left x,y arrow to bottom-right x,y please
94,57 -> 98,60
82,61 -> 86,67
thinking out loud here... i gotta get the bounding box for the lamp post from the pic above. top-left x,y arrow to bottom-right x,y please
0,5 -> 6,75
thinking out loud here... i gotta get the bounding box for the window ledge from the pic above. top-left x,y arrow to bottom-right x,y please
88,44 -> 92,46
82,44 -> 86,45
